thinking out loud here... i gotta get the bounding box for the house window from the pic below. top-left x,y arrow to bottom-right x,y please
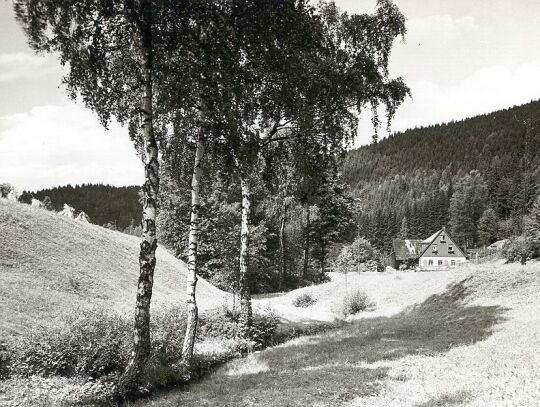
448,245 -> 454,253
451,260 -> 456,266
440,235 -> 446,242
428,260 -> 433,265
432,245 -> 438,253
438,260 -> 443,266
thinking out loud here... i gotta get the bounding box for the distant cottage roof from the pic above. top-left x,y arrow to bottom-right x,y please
392,239 -> 423,261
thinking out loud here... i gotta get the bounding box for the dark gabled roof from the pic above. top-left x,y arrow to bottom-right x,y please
418,227 -> 466,258
392,239 -> 424,260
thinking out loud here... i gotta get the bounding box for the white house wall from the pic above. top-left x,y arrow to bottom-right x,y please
420,256 -> 467,270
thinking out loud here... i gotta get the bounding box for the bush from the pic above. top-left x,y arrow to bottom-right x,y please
334,237 -> 383,273
503,236 -> 540,264
251,313 -> 280,349
198,306 -> 279,350
1,305 -> 285,404
197,308 -> 238,340
341,290 -> 373,316
292,292 -> 317,308
6,309 -> 132,380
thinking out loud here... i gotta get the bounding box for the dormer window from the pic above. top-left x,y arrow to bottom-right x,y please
432,245 -> 438,253
440,235 -> 446,242
448,245 -> 454,253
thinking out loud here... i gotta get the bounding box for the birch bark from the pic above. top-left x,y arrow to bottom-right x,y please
278,196 -> 287,290
182,131 -> 204,365
303,205 -> 311,279
118,25 -> 159,392
238,175 -> 253,336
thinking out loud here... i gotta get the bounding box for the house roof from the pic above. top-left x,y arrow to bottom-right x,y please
418,227 -> 466,258
418,229 -> 444,257
392,239 -> 423,260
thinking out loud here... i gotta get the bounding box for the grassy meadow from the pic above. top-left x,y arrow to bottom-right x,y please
1,199 -> 540,406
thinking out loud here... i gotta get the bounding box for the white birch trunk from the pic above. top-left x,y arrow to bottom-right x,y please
278,195 -> 287,290
303,205 -> 311,279
118,25 -> 159,394
238,175 -> 253,336
181,131 -> 204,365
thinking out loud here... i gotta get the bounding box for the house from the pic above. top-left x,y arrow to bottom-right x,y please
417,227 -> 467,270
388,227 -> 467,271
389,239 -> 423,269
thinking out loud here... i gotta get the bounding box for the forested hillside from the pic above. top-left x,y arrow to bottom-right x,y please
19,184 -> 142,230
343,100 -> 540,251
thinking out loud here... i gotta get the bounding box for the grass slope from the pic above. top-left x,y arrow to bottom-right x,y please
137,261 -> 540,407
0,199 -> 228,339
254,267 -> 473,322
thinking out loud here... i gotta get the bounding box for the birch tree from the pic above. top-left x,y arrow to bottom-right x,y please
181,130 -> 204,364
157,1 -> 233,366
14,0 -> 195,392
218,0 -> 408,334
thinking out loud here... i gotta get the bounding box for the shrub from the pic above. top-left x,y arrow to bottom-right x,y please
6,310 -> 131,379
0,182 -> 15,198
341,290 -> 373,316
197,309 -> 238,340
0,341 -> 10,379
251,312 -> 280,349
198,307 -> 279,350
334,237 -> 383,273
2,305 -> 283,403
503,236 -> 540,264
292,292 -> 317,308
272,321 -> 340,344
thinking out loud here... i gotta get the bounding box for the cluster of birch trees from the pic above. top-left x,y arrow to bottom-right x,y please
15,0 -> 407,392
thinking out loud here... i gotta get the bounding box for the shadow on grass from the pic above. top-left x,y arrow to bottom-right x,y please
414,390 -> 473,407
130,279 -> 507,407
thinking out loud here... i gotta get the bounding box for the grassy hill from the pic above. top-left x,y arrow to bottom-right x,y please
0,199 -> 228,339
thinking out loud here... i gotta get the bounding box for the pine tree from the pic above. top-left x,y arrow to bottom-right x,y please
399,216 -> 409,239
449,170 -> 489,248
478,207 -> 499,246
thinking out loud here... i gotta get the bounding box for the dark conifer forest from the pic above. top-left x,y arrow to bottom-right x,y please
20,184 -> 142,230
343,99 -> 540,251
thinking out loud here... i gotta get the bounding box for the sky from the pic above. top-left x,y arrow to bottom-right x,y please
1,0 -> 540,191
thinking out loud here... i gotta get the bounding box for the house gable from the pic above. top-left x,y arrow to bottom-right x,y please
419,227 -> 466,259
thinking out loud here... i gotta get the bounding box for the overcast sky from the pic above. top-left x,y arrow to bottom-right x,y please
1,0 -> 540,191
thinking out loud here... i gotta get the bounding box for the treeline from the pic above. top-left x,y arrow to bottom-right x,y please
343,100 -> 540,251
19,184 -> 142,230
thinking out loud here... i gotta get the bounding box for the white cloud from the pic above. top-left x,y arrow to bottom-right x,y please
0,104 -> 144,191
356,60 -> 540,146
0,52 -> 60,82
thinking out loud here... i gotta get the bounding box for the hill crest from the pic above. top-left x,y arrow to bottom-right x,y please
0,199 -> 227,339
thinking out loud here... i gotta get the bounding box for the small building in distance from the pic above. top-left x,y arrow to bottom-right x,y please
389,227 -> 467,271
390,238 -> 423,270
